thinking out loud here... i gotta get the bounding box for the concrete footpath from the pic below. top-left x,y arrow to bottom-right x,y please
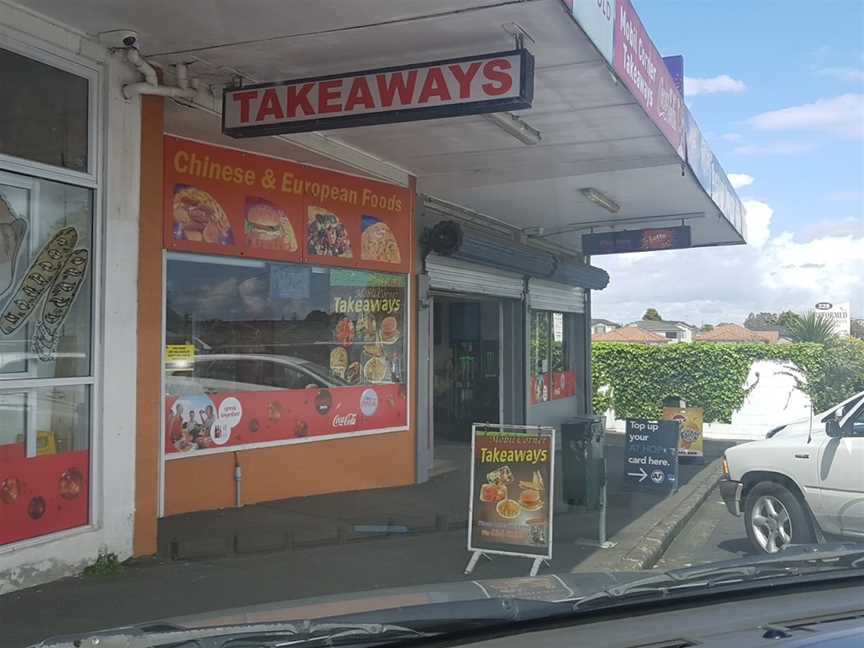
1,437 -> 732,647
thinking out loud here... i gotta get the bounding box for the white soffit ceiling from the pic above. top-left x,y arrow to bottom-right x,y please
18,0 -> 743,249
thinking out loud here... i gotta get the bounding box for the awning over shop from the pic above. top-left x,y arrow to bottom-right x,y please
23,0 -> 747,254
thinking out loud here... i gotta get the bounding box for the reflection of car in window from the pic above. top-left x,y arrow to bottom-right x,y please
165,353 -> 348,397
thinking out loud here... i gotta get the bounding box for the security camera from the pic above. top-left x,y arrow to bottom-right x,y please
98,29 -> 140,49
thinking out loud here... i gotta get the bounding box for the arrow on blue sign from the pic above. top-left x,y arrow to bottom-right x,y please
627,467 -> 648,483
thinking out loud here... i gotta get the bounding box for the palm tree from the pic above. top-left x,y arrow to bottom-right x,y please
786,311 -> 837,344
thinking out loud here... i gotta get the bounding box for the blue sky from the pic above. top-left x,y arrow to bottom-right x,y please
593,1 -> 864,325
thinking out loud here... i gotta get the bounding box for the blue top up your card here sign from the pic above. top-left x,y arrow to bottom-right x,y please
625,419 -> 679,491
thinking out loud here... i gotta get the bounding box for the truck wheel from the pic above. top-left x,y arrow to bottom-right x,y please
744,481 -> 814,554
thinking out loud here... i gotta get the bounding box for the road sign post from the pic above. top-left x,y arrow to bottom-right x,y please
624,419 -> 679,493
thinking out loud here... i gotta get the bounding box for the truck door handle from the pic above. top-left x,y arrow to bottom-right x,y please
794,453 -> 810,459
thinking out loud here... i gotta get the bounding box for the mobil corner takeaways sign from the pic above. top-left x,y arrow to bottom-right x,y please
468,425 -> 554,560
613,0 -> 684,158
223,50 -> 534,137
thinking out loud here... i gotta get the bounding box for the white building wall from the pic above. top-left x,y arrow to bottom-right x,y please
603,360 -> 813,442
0,3 -> 140,594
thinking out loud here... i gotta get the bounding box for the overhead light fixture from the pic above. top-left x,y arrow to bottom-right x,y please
483,111 -> 542,145
580,187 -> 620,213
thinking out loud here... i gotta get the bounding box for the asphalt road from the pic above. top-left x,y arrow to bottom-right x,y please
653,486 -> 758,570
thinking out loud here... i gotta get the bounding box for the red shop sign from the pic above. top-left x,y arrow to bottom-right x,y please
222,50 -> 534,137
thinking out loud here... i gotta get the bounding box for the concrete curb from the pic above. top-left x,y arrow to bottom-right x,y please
572,458 -> 723,572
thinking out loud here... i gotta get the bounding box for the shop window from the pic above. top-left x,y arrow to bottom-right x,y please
0,48 -> 89,173
164,253 -> 408,456
0,167 -> 94,546
0,172 -> 93,379
0,385 -> 91,545
530,310 -> 576,404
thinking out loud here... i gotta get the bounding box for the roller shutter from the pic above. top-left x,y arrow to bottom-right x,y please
426,253 -> 524,299
527,278 -> 585,313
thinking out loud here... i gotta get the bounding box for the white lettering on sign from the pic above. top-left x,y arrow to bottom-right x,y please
333,413 -> 358,427
814,301 -> 851,337
224,52 -> 527,134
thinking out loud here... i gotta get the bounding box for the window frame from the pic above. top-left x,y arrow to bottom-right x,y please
0,33 -> 100,186
529,308 -> 575,405
158,250 -> 413,516
0,30 -> 103,553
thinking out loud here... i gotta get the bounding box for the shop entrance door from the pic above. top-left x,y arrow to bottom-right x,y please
433,296 -> 501,448
429,294 -> 526,477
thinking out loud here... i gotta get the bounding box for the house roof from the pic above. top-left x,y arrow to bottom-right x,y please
695,323 -> 779,343
591,318 -> 621,327
593,326 -> 668,344
631,320 -> 690,333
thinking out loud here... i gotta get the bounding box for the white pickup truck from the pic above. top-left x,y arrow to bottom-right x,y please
720,390 -> 864,553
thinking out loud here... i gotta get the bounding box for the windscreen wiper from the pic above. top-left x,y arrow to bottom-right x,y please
573,544 -> 864,611
33,597 -> 575,648
35,621 -> 430,648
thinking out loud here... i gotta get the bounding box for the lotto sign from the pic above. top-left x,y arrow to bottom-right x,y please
223,50 -> 534,137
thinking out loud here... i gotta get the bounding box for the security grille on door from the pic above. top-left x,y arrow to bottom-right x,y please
527,278 -> 585,313
425,253 -> 524,299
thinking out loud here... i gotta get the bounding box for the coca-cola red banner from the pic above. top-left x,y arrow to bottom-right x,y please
165,384 -> 407,456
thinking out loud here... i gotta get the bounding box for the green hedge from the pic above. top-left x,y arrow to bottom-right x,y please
590,340 -> 863,423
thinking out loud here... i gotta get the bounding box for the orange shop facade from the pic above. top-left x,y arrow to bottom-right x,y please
134,98 -> 421,552
133,95 -> 597,554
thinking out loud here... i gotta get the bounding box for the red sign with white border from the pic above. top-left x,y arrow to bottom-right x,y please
223,50 -> 534,137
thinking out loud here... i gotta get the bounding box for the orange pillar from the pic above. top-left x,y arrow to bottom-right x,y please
133,95 -> 165,555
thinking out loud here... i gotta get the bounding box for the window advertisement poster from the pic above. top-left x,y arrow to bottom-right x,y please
163,136 -> 412,273
468,425 -> 554,559
164,257 -> 408,457
613,0 -> 685,159
662,406 -> 704,459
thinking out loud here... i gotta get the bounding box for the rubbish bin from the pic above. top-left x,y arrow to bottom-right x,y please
561,415 -> 605,509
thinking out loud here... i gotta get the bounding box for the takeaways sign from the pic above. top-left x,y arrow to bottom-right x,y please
468,425 -> 554,561
223,50 -> 535,137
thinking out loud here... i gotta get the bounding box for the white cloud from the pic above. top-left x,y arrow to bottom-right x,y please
591,206 -> 864,327
743,200 -> 772,247
733,141 -> 816,156
815,66 -> 864,83
748,94 -> 864,138
728,173 -> 755,189
721,132 -> 743,142
684,74 -> 747,97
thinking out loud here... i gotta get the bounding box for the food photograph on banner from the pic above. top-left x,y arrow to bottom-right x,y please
468,425 -> 554,561
163,137 -> 412,459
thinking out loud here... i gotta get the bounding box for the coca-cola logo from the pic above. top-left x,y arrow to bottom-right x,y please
332,413 -> 358,427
